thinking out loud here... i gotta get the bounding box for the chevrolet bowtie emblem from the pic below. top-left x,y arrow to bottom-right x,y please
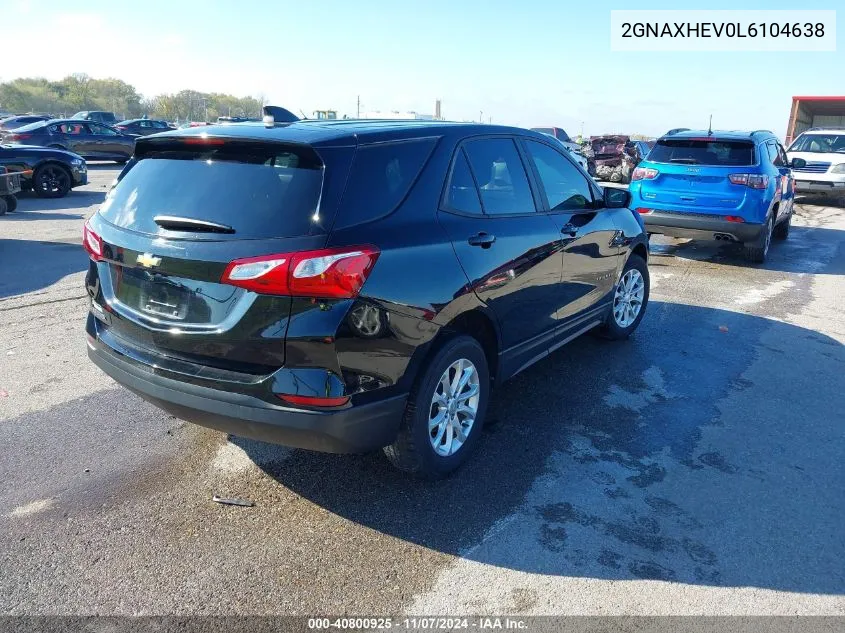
137,253 -> 162,268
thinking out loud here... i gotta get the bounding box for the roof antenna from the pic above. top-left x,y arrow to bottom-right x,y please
707,114 -> 713,135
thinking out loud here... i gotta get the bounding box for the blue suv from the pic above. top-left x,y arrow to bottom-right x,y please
629,129 -> 805,262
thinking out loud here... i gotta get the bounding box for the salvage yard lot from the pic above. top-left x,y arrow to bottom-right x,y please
1,166 -> 843,615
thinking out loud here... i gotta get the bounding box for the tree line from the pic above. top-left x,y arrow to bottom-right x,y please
0,74 -> 266,122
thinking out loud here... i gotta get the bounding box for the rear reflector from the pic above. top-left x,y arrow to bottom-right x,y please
278,394 -> 350,408
83,222 -> 104,261
724,216 -> 745,223
222,246 -> 379,298
631,167 -> 659,181
635,208 -> 654,214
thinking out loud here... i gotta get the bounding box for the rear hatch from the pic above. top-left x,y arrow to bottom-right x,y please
638,137 -> 756,211
88,135 -> 350,374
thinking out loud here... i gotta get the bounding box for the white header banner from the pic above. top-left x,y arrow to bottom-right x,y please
610,10 -> 836,52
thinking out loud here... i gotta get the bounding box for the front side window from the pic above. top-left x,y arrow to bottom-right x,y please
462,138 -> 536,215
523,139 -> 593,211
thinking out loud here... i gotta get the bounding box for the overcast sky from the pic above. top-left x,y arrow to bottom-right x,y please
3,0 -> 842,138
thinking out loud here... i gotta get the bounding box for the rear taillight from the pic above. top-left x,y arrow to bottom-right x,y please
729,174 -> 769,189
8,133 -> 32,142
82,222 -> 104,261
221,246 -> 380,298
635,208 -> 654,214
277,394 -> 350,408
631,167 -> 659,181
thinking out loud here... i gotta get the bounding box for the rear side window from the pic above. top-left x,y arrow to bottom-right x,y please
99,141 -> 325,239
334,138 -> 436,229
649,139 -> 755,166
463,138 -> 536,215
445,150 -> 482,214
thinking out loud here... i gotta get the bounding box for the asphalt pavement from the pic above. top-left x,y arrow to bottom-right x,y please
1,167 -> 843,615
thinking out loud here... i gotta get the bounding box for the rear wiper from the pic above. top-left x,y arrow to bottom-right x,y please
669,158 -> 700,164
154,215 -> 235,234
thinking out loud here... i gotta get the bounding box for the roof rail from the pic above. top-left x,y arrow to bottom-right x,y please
665,128 -> 690,135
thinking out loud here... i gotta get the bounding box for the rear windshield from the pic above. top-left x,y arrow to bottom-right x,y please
99,140 -> 325,238
788,133 -> 845,154
9,121 -> 48,133
649,139 -> 755,166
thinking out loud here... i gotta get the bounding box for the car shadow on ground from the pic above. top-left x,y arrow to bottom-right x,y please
12,189 -> 106,216
0,238 -> 87,297
235,300 -> 845,596
649,224 -> 845,276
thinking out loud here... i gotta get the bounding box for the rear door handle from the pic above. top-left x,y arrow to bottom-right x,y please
468,232 -> 496,248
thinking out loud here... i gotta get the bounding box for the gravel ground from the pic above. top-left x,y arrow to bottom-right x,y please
1,168 -> 843,615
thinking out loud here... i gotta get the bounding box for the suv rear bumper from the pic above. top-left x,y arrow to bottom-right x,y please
87,335 -> 406,454
643,211 -> 765,243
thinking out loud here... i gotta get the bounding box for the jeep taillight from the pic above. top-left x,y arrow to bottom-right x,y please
221,246 -> 380,298
631,167 -> 659,181
729,174 -> 769,189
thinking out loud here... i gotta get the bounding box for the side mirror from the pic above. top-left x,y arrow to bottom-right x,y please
602,187 -> 631,209
790,157 -> 806,169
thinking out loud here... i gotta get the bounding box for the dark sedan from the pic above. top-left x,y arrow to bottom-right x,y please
115,119 -> 176,136
0,119 -> 136,164
0,143 -> 88,198
0,115 -> 51,131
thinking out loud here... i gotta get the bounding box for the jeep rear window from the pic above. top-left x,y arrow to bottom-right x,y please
332,137 -> 436,230
98,140 -> 325,238
649,139 -> 755,166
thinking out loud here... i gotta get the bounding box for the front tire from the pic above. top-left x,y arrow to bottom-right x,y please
1,195 -> 16,213
0,197 -> 7,217
384,335 -> 490,478
598,254 -> 649,340
33,164 -> 72,198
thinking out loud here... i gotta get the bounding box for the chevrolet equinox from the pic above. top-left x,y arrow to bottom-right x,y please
84,120 -> 650,477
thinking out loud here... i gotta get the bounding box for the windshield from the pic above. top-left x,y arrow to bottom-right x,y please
648,139 -> 755,166
788,133 -> 845,154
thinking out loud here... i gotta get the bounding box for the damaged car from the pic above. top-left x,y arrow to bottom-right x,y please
584,135 -> 650,184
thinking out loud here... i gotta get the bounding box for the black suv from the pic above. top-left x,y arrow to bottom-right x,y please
84,121 -> 649,477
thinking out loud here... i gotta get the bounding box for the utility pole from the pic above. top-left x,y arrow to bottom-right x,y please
479,110 -> 483,123
357,95 -> 360,119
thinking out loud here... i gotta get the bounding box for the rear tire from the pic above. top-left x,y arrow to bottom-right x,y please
597,254 -> 649,340
2,195 -> 16,213
773,212 -> 790,240
744,215 -> 774,263
384,335 -> 490,478
0,197 -> 7,217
